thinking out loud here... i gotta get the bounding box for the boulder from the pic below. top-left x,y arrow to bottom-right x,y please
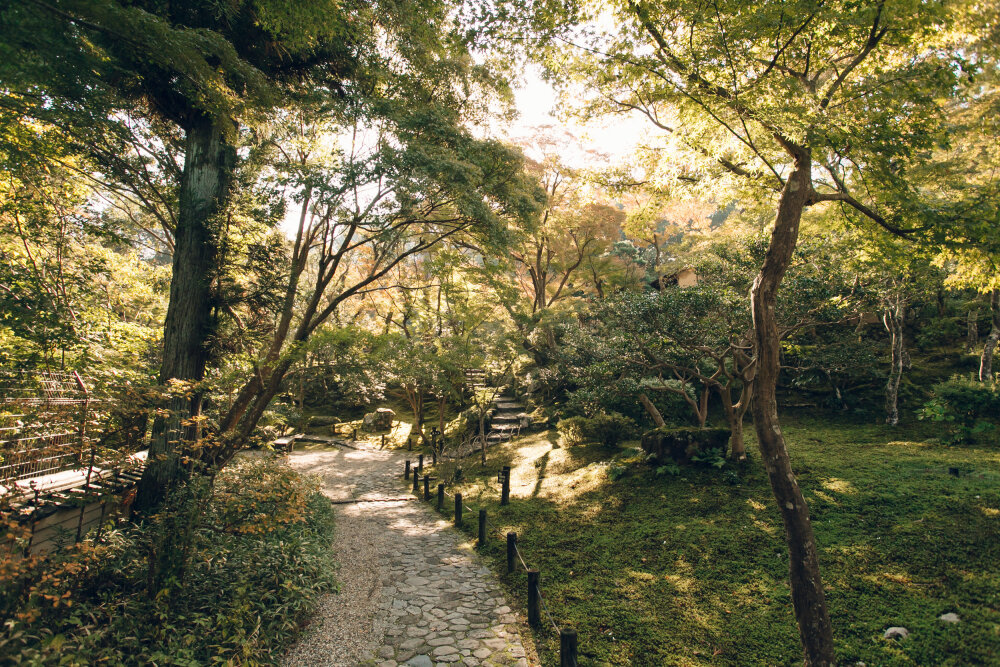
307,415 -> 340,427
362,408 -> 395,431
883,627 -> 909,640
641,426 -> 730,463
938,613 -> 960,623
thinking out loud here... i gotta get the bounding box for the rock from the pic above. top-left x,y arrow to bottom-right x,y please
883,626 -> 909,640
406,656 -> 434,667
938,612 -> 961,623
363,408 -> 395,431
307,415 -> 340,427
517,413 -> 532,429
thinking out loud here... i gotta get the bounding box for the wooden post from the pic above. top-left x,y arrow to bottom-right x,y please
560,628 -> 578,667
507,532 -> 517,573
501,466 -> 510,506
455,492 -> 463,526
407,437 -> 412,451
352,427 -> 358,440
527,569 -> 540,628
423,475 -> 431,501
478,509 -> 487,548
432,449 -> 437,465
418,454 -> 424,475
455,467 -> 463,481
381,434 -> 386,449
413,471 -> 420,493
437,483 -> 445,510
405,460 -> 411,480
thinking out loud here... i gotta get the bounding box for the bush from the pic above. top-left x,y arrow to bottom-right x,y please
0,458 -> 336,665
641,426 -> 731,463
919,375 -> 1000,445
557,412 -> 638,447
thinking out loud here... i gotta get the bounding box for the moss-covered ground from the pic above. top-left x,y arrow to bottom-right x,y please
417,413 -> 999,666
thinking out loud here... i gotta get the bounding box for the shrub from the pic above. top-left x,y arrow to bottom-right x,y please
557,412 -> 638,447
641,426 -> 731,463
0,458 -> 336,665
919,375 -> 1000,445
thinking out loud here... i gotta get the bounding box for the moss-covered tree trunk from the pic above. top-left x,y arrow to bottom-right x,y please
749,151 -> 835,666
135,116 -> 235,515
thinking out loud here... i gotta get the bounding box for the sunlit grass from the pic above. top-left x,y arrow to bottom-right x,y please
424,413 -> 1000,666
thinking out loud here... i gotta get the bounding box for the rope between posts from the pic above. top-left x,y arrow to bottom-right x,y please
536,583 -> 561,635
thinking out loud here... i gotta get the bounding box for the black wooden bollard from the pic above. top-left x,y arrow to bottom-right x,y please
423,475 -> 431,501
352,427 -> 358,440
413,471 -> 420,493
418,454 -> 424,474
501,466 -> 511,506
407,437 -> 412,451
506,532 -> 517,573
405,460 -> 411,480
949,467 -> 960,477
560,628 -> 578,667
478,509 -> 487,548
437,483 -> 445,510
381,434 -> 386,449
455,467 -> 463,482
455,492 -> 463,527
527,569 -> 540,628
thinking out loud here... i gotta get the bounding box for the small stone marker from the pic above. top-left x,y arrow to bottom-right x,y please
938,612 -> 960,623
883,626 -> 909,640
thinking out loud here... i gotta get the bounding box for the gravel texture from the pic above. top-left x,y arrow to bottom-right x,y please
283,445 -> 529,667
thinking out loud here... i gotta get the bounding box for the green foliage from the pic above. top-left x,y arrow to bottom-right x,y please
690,447 -> 727,469
641,426 -> 731,463
919,375 -> 1000,445
557,412 -> 637,447
431,417 -> 1000,666
0,459 -> 336,665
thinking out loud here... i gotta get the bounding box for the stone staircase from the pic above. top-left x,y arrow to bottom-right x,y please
464,368 -> 487,392
487,392 -> 527,444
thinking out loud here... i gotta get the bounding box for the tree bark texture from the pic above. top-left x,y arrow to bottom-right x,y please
980,290 -> 1000,382
135,116 -> 236,514
639,392 -> 666,427
884,293 -> 906,425
967,308 -> 979,352
749,153 -> 835,666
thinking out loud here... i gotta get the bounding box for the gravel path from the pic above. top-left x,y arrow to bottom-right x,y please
283,444 -> 530,667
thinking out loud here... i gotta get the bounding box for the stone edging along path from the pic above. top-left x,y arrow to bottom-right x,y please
282,444 -> 532,667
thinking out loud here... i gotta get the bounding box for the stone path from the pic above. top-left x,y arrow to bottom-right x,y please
283,444 -> 530,667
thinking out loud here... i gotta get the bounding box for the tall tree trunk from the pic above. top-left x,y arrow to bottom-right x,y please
135,117 -> 235,514
884,293 -> 906,425
967,308 -> 979,352
749,152 -> 835,666
639,392 -> 665,427
980,290 -> 1000,382
715,384 -> 748,461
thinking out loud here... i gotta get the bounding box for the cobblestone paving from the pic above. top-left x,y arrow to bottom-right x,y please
283,444 -> 529,667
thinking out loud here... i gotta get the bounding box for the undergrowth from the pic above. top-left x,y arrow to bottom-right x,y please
424,414 -> 1000,666
1,457 -> 336,665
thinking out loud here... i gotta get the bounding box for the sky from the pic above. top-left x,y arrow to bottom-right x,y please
505,65 -> 649,167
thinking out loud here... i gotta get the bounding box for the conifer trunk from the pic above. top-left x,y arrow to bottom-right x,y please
135,116 -> 235,514
750,152 -> 835,667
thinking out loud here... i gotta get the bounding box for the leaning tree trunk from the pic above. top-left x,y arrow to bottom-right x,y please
639,392 -> 666,427
134,116 -> 236,514
980,290 -> 1000,382
884,293 -> 906,425
715,384 -> 748,461
749,151 -> 835,667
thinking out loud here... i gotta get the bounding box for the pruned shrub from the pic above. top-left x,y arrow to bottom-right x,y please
641,426 -> 731,463
919,375 -> 1000,444
557,412 -> 638,447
